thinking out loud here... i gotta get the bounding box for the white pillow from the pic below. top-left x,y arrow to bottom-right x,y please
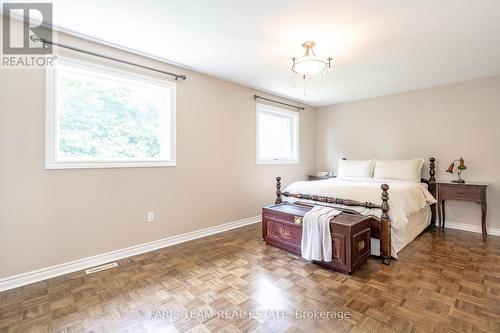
337,159 -> 376,178
373,158 -> 425,183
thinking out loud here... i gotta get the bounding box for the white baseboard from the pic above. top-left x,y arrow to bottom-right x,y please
444,221 -> 500,236
0,215 -> 261,292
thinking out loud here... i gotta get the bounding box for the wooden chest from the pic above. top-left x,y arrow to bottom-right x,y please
262,203 -> 372,274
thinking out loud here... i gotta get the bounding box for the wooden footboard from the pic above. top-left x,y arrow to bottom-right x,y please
274,177 -> 392,264
273,157 -> 437,265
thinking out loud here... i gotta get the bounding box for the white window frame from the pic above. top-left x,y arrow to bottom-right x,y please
256,103 -> 299,165
45,55 -> 177,169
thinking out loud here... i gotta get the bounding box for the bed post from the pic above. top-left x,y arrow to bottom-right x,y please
428,157 -> 436,227
275,177 -> 282,204
380,184 -> 391,265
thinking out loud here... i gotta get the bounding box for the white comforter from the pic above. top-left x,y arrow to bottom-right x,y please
283,177 -> 436,231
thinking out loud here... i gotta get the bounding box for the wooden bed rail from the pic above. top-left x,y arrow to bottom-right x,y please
274,176 -> 389,213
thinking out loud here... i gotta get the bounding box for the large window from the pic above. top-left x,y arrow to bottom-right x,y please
256,103 -> 299,164
46,56 -> 176,169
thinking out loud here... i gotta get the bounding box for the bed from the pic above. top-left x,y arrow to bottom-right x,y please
274,157 -> 437,264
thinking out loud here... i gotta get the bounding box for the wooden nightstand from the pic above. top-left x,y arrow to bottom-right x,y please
308,175 -> 336,181
437,182 -> 488,237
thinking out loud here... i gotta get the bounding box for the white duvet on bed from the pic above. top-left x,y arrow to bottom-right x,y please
283,177 -> 436,232
371,205 -> 431,258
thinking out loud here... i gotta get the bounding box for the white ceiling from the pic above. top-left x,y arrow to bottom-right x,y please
34,1 -> 500,106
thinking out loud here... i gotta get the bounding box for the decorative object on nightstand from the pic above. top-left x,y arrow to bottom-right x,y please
437,181 -> 488,238
446,157 -> 467,183
308,172 -> 336,181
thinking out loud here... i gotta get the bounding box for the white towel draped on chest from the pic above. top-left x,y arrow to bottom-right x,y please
301,206 -> 342,262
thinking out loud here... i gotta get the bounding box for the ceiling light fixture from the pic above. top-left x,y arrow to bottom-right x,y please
291,41 -> 332,79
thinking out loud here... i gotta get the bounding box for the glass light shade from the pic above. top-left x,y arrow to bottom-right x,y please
446,162 -> 455,173
291,41 -> 332,77
458,157 -> 467,170
293,58 -> 328,76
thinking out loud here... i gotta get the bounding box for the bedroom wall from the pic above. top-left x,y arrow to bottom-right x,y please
0,31 -> 316,278
316,75 -> 500,230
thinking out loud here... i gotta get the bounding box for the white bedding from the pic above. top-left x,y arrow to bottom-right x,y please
284,177 -> 435,231
282,177 -> 436,257
371,205 -> 431,258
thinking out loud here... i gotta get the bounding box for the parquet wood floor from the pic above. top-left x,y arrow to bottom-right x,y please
1,224 -> 499,333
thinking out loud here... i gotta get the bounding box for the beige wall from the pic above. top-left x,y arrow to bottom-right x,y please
316,76 -> 500,229
0,32 -> 316,278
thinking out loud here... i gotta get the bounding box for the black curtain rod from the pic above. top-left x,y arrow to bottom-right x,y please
34,36 -> 187,80
253,95 -> 305,110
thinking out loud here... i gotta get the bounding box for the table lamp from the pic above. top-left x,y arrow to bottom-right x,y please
446,157 -> 467,183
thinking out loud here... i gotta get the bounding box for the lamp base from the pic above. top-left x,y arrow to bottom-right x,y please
452,179 -> 465,184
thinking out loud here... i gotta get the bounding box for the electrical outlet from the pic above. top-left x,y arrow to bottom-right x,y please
147,211 -> 155,223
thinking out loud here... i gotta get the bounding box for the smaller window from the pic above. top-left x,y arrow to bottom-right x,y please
256,103 -> 299,164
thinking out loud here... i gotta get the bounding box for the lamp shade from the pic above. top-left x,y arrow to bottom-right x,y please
446,162 -> 455,173
458,157 -> 467,170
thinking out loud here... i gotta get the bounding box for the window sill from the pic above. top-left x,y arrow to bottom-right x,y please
45,161 -> 176,170
256,160 -> 300,165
